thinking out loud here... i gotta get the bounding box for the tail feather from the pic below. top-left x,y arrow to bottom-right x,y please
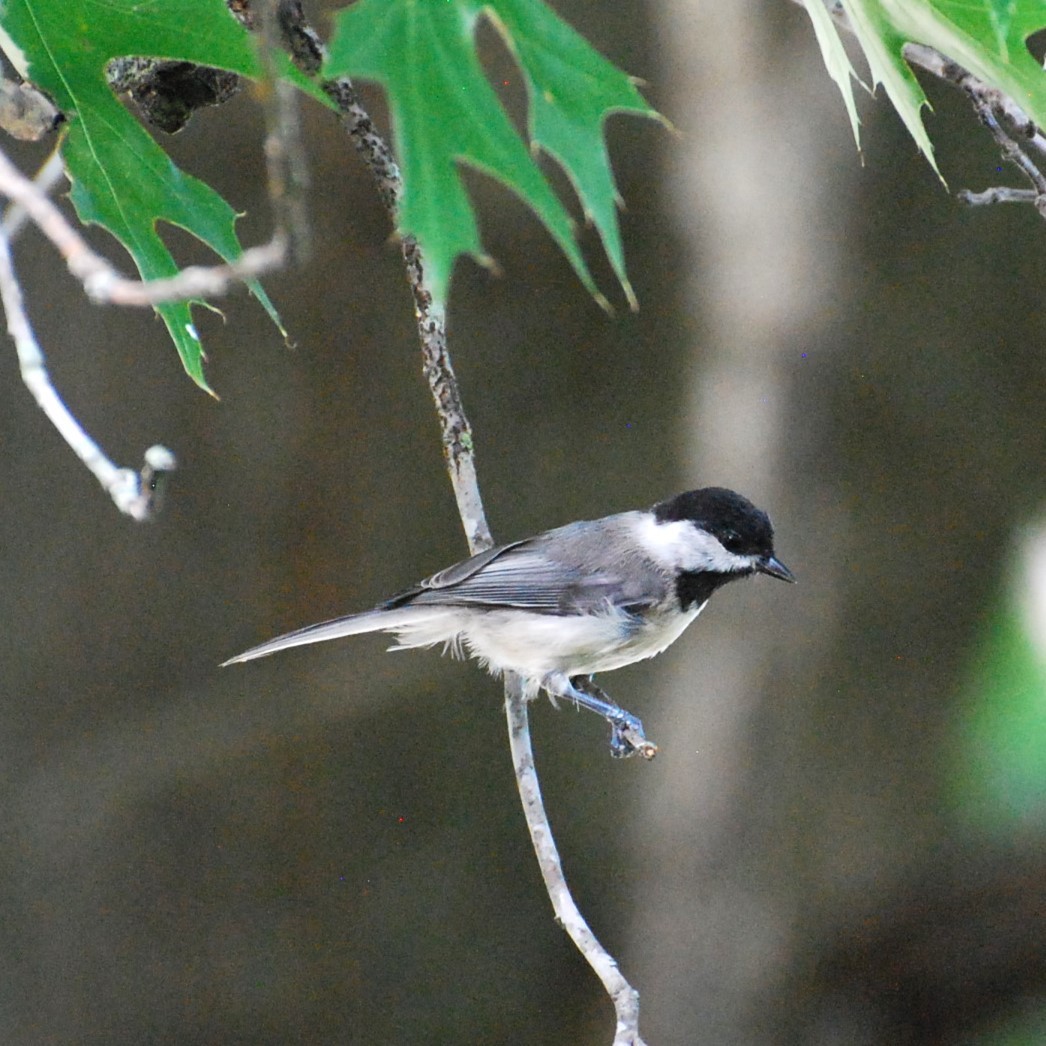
221,606 -> 425,666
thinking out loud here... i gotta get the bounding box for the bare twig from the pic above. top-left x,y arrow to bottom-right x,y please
0,223 -> 175,521
275,0 -> 490,550
275,0 -> 400,215
958,186 -> 1040,207
0,143 -> 287,308
962,96 -> 1046,210
401,254 -> 493,551
901,43 -> 1046,158
273,1 -> 646,1039
1,145 -> 65,242
506,675 -> 647,1045
255,0 -> 311,261
912,50 -> 1046,211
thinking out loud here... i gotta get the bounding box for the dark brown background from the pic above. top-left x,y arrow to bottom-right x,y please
2,1 -> 1045,1043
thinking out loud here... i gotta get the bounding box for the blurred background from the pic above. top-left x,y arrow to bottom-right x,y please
2,0 -> 1045,1043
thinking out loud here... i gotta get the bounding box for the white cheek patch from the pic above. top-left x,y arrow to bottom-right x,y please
637,516 -> 754,574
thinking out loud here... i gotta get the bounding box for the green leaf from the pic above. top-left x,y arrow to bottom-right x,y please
0,0 -> 296,392
834,0 -> 1046,181
798,0 -> 863,150
323,0 -> 659,308
840,0 -> 940,177
951,534 -> 1046,831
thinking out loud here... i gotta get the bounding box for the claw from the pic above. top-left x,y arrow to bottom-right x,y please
609,715 -> 659,760
609,725 -> 631,758
543,672 -> 659,759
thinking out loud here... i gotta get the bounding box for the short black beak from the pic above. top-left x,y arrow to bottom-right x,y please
758,556 -> 796,583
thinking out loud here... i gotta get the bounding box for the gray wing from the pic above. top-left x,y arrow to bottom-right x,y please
380,524 -> 664,615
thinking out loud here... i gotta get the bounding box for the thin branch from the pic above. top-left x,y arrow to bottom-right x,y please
273,2 -> 646,1040
901,43 -> 1046,159
274,0 -> 491,551
958,186 -> 1040,207
1,145 -> 65,242
960,95 -> 1046,212
255,0 -> 312,262
506,676 -> 647,1046
0,143 -> 287,308
400,249 -> 492,551
906,53 -> 1046,213
275,0 -> 400,216
0,224 -> 175,521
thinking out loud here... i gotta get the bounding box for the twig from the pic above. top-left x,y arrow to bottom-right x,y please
254,0 -> 311,262
0,143 -> 287,308
901,43 -> 1046,159
958,186 -> 1040,206
796,1 -> 1046,211
506,676 -> 647,1045
959,96 -> 1046,213
1,145 -> 65,242
402,253 -> 493,551
273,1 -> 646,1039
0,223 -> 175,521
274,1 -> 491,549
274,1 -> 400,215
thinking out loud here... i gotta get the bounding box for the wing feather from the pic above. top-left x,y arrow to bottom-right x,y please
382,531 -> 660,615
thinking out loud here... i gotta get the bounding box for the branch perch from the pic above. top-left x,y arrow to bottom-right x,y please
0,222 -> 175,521
0,144 -> 287,308
274,0 -> 493,549
506,676 -> 646,1045
272,1 -> 647,1039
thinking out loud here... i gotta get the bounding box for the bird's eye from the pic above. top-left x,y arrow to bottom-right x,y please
720,529 -> 743,553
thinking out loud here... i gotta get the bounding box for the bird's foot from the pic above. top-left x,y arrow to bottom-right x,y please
570,676 -> 659,760
608,714 -> 659,760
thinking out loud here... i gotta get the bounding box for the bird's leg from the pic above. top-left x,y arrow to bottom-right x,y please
542,673 -> 658,759
575,677 -> 659,760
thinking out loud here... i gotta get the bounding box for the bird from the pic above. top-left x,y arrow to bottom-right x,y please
222,487 -> 794,757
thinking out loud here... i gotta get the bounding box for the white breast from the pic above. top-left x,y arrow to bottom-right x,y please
385,601 -> 707,680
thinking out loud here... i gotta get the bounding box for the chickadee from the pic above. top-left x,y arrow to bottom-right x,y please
223,487 -> 794,758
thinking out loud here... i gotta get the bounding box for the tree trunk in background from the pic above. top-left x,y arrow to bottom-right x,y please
631,3 -> 1046,1044
630,3 -> 855,1041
